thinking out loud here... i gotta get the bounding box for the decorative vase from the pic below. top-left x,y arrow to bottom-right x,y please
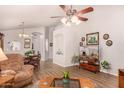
63,78 -> 70,84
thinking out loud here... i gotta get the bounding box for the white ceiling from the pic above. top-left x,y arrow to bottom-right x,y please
0,5 -> 91,30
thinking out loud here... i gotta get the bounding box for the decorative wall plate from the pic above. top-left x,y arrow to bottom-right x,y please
103,34 -> 109,40
106,40 -> 113,46
81,37 -> 85,42
80,42 -> 83,46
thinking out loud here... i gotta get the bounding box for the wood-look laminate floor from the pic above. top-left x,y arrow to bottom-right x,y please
27,60 -> 118,88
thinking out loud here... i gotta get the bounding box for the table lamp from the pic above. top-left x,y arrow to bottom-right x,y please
0,48 -> 8,72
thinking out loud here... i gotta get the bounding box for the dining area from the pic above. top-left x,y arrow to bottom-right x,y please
24,50 -> 41,70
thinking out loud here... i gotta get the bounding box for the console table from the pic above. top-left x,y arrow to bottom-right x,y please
79,56 -> 100,73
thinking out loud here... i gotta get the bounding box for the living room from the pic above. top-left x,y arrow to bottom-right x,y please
0,5 -> 124,88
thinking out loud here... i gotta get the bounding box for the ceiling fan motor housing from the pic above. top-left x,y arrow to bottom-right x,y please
66,9 -> 77,16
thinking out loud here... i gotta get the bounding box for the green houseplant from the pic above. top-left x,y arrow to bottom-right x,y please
71,54 -> 80,64
101,60 -> 110,69
25,50 -> 34,57
101,60 -> 110,74
63,71 -> 70,84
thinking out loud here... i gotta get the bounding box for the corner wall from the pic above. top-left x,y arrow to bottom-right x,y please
53,26 -> 78,67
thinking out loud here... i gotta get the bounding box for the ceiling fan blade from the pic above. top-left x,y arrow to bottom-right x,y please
59,5 -> 68,12
50,16 -> 64,18
76,7 -> 94,15
77,16 -> 88,21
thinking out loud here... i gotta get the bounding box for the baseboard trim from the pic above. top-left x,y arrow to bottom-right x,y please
100,70 -> 118,76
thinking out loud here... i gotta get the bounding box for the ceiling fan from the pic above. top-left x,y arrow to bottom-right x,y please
50,5 -> 94,26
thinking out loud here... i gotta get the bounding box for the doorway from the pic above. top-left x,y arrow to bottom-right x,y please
32,32 -> 45,61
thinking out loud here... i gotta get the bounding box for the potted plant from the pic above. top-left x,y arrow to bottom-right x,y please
25,50 -> 34,57
71,54 -> 80,64
101,60 -> 110,73
63,71 -> 70,84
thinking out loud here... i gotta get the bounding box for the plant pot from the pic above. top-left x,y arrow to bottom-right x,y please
63,83 -> 69,88
63,78 -> 70,84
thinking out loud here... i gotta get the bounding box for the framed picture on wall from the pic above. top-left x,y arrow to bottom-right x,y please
86,32 -> 99,45
24,38 -> 31,48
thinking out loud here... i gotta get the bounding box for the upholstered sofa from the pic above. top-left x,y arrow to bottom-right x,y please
0,54 -> 34,87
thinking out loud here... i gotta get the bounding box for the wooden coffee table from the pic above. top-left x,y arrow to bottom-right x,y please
39,77 -> 95,88
0,75 -> 14,87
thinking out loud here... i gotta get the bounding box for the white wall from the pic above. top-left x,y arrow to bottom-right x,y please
54,6 -> 124,76
53,26 -> 78,67
64,27 -> 79,66
53,29 -> 65,66
1,27 -> 46,61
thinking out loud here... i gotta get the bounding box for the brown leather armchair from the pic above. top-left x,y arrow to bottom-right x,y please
0,54 -> 34,87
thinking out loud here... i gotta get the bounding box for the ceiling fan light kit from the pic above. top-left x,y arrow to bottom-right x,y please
61,15 -> 81,26
71,16 -> 81,25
